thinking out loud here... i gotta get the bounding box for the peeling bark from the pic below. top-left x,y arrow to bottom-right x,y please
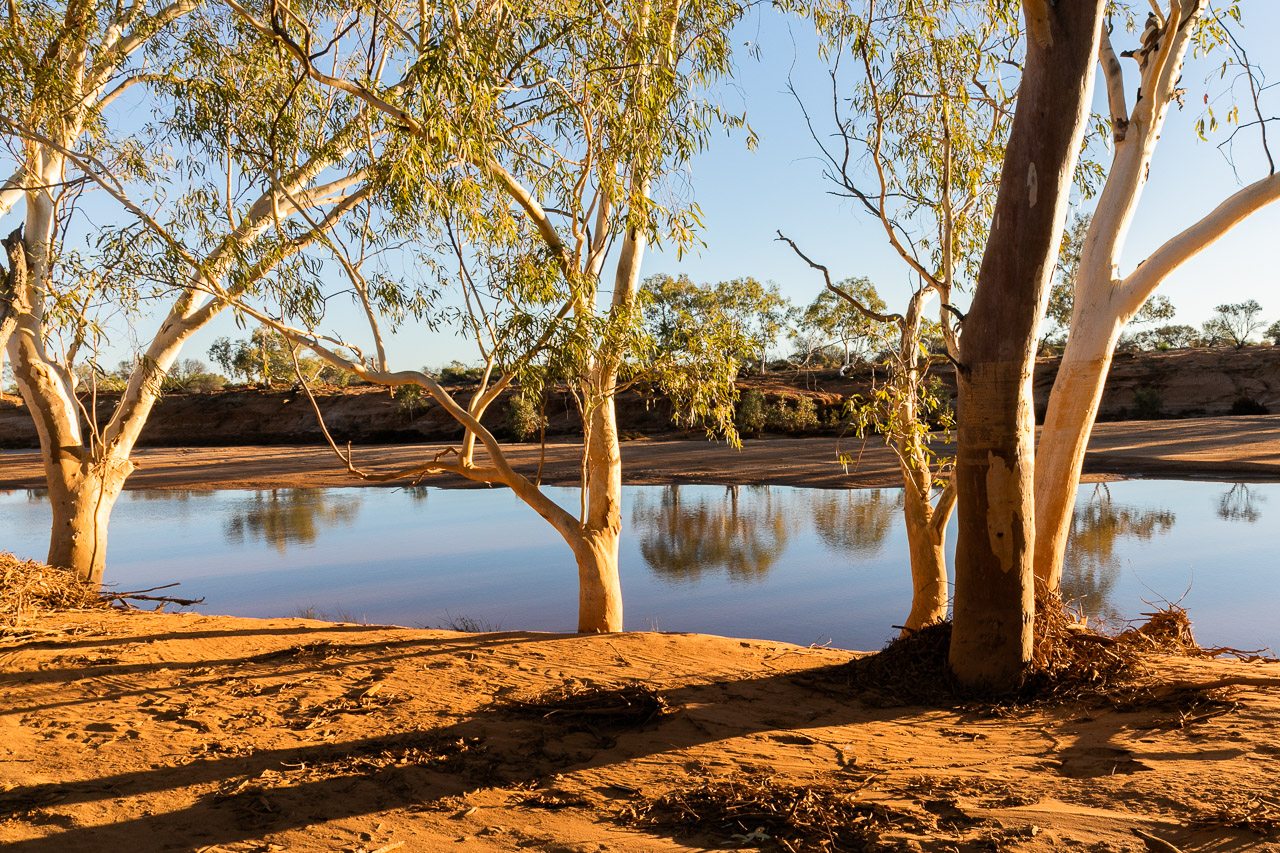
950,0 -> 1106,690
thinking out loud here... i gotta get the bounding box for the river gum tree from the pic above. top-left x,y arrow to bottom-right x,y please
949,0 -> 1107,688
226,0 -> 745,632
1032,0 -> 1280,594
783,0 -> 1016,632
0,2 -> 376,582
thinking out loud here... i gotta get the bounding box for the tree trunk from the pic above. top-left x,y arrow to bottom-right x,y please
901,484 -> 948,631
1032,317 -> 1122,592
949,0 -> 1106,690
45,456 -> 132,583
893,295 -> 951,633
573,526 -> 623,633
575,369 -> 624,633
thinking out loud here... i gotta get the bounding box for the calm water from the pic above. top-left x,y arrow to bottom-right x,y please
0,480 -> 1274,652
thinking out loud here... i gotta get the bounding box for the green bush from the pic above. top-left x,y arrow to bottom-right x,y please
765,393 -> 793,430
793,395 -> 818,430
764,393 -> 819,432
1131,386 -> 1164,420
439,361 -> 484,384
737,389 -> 766,435
506,393 -> 545,441
184,373 -> 226,393
394,384 -> 426,415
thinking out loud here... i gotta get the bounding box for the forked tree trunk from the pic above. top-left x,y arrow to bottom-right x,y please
893,296 -> 953,632
45,458 -> 132,584
1028,0 -> 1280,594
950,0 -> 1106,690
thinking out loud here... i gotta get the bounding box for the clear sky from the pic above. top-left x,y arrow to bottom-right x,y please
46,2 -> 1280,376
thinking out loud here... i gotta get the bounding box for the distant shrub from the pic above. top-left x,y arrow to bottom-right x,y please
394,384 -> 426,415
506,393 -> 544,441
184,373 -> 226,393
793,395 -> 818,430
765,393 -> 793,430
765,393 -> 819,432
319,366 -> 358,387
439,361 -> 484,384
737,389 -> 766,435
1228,396 -> 1269,416
1131,386 -> 1164,420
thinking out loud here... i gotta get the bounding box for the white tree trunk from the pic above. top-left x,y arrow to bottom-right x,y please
901,483 -> 949,631
1033,312 -> 1123,592
44,457 -> 131,584
573,362 -> 625,632
1027,0 -> 1280,594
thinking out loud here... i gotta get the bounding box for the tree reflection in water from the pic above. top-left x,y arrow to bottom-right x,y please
632,485 -> 790,581
1061,484 -> 1175,623
1217,483 -> 1264,523
808,489 -> 899,558
224,489 -> 362,552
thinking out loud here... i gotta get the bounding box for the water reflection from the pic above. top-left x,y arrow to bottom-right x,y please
1061,484 -> 1175,622
1217,483 -> 1264,523
809,489 -> 899,558
632,485 -> 790,581
224,489 -> 362,552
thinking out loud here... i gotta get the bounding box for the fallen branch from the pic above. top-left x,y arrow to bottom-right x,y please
102,584 -> 205,609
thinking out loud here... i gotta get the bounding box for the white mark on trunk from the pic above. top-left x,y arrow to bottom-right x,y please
1027,163 -> 1038,208
984,452 -> 1020,572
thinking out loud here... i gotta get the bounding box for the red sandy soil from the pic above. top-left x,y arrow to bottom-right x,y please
3,415 -> 1280,491
4,411 -> 1280,851
2,609 -> 1280,852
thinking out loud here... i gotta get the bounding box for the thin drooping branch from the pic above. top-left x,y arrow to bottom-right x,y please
233,301 -> 583,540
776,231 -> 905,327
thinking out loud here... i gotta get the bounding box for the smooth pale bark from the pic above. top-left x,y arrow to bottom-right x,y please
1032,0 -> 1280,592
573,372 -> 625,632
901,482 -> 951,631
894,293 -> 955,632
950,0 -> 1105,690
44,460 -> 130,584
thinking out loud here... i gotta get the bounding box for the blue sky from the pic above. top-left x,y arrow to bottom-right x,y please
39,2 -> 1280,375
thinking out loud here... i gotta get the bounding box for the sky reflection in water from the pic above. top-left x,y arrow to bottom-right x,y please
0,480 -> 1273,652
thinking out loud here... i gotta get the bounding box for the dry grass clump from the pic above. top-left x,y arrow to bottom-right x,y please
506,682 -> 674,728
1194,793 -> 1280,836
799,621 -> 957,707
804,602 -> 1221,708
619,772 -> 895,852
0,552 -> 103,632
1025,600 -> 1225,703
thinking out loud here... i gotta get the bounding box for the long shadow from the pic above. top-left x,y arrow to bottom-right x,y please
4,629 -> 1258,852
7,622 -> 396,652
0,656 -> 922,852
4,631 -> 573,715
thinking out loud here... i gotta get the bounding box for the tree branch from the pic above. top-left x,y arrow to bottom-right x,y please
1099,24 -> 1129,142
776,231 -> 904,326
1121,171 -> 1280,314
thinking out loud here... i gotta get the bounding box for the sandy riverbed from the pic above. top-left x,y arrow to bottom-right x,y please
3,416 -> 1280,491
2,609 -> 1279,852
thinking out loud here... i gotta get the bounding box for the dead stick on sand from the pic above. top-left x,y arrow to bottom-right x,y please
1132,828 -> 1184,853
